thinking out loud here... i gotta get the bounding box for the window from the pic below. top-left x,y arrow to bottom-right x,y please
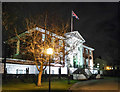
46,31 -> 49,34
40,29 -> 45,33
60,52 -> 63,63
35,27 -> 39,30
89,50 -> 92,55
16,69 -> 18,74
86,49 -> 88,54
16,69 -> 26,74
52,33 -> 56,36
82,48 -> 84,53
60,52 -> 63,57
73,56 -> 78,68
59,40 -> 63,46
42,34 -> 45,41
52,70 -> 54,74
78,47 -> 80,51
51,37 -> 55,42
19,69 -> 23,74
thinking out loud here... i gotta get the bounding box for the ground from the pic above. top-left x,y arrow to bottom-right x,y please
2,77 -> 78,92
2,76 -> 120,92
70,76 -> 120,92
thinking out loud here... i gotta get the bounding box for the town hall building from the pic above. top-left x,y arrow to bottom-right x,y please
1,27 -> 94,75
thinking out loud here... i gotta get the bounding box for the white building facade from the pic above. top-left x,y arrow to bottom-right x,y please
1,28 -> 94,75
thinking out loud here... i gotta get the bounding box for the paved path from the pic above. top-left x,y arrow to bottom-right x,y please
70,77 -> 120,91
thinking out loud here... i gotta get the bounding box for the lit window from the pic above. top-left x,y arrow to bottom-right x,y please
59,40 -> 63,46
46,31 -> 49,34
115,66 -> 117,70
55,35 -> 59,38
42,34 -> 45,41
36,27 -> 39,30
86,49 -> 88,54
97,63 -> 100,68
97,63 -> 100,65
89,50 -> 92,55
40,29 -> 45,33
51,37 -> 55,42
52,33 -> 56,36
106,66 -> 111,70
60,52 -> 63,57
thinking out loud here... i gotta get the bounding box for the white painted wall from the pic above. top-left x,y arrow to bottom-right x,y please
6,63 -> 39,74
4,31 -> 94,75
61,67 -> 67,74
69,68 -> 77,74
45,66 -> 68,74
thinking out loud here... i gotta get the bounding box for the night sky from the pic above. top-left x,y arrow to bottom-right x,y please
3,2 -> 120,64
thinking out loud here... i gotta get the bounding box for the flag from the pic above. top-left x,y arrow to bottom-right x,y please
72,11 -> 79,20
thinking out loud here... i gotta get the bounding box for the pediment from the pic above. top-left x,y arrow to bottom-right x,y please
65,31 -> 85,43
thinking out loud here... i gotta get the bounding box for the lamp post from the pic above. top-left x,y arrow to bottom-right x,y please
47,48 -> 53,92
67,59 -> 70,84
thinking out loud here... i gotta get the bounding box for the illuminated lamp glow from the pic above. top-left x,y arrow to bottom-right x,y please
106,66 -> 110,70
47,48 -> 53,55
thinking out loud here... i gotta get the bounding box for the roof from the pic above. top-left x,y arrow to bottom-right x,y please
7,27 -> 65,43
65,31 -> 85,43
1,58 -> 64,67
82,44 -> 94,51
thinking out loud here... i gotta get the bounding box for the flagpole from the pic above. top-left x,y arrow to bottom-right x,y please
71,11 -> 73,32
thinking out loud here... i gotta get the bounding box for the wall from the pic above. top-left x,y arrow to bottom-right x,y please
6,63 -> 39,74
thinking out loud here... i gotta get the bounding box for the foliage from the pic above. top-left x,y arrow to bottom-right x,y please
94,58 -> 107,70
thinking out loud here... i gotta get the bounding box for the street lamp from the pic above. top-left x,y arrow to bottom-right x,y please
47,48 -> 53,92
47,48 -> 53,55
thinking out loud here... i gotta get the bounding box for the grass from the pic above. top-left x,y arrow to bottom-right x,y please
2,78 -> 79,91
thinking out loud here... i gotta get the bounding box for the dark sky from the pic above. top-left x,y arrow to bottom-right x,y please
3,2 -> 120,64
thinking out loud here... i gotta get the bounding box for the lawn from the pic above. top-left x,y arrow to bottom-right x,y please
2,78 -> 79,91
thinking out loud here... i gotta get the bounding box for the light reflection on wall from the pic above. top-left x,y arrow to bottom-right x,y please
6,63 -> 39,74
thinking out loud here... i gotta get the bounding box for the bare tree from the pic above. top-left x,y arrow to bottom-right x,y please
8,14 -> 69,86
